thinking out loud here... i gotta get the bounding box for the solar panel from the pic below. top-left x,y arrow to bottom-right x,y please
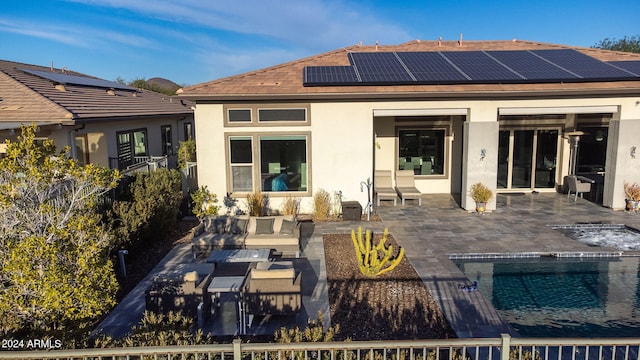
301,49 -> 640,87
442,51 -> 522,81
607,61 -> 640,76
486,50 -> 579,81
348,52 -> 414,83
303,66 -> 359,85
397,52 -> 469,82
531,49 -> 634,80
20,68 -> 135,90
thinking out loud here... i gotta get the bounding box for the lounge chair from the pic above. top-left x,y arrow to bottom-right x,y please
395,170 -> 422,206
374,170 -> 397,206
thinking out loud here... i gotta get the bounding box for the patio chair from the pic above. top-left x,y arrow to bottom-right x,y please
374,170 -> 397,206
243,261 -> 301,316
565,175 -> 591,201
395,169 -> 422,206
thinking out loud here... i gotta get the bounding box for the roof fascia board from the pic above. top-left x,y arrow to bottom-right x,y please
180,88 -> 640,103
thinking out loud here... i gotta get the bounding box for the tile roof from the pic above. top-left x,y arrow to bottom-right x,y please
179,40 -> 640,101
0,59 -> 192,125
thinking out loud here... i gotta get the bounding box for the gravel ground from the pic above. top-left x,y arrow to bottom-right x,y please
323,233 -> 456,341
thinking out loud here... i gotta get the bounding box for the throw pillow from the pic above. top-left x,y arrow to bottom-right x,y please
279,219 -> 295,235
230,218 -> 248,234
255,218 -> 274,235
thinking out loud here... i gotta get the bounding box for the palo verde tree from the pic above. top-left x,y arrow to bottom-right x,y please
0,125 -> 120,338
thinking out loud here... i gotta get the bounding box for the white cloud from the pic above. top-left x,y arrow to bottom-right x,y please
0,17 -> 158,50
65,0 -> 411,50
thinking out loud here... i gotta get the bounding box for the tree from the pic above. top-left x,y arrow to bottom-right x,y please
0,125 -> 120,337
110,168 -> 183,248
593,35 -> 640,53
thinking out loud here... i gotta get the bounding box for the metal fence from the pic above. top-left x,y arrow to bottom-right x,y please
2,335 -> 640,360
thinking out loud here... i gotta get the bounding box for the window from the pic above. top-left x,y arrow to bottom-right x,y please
75,135 -> 89,166
161,125 -> 173,155
398,129 -> 445,175
228,109 -> 252,122
258,109 -> 306,122
259,135 -> 307,192
183,122 -> 193,141
224,104 -> 310,125
228,134 -> 309,193
230,136 -> 253,192
117,129 -> 147,169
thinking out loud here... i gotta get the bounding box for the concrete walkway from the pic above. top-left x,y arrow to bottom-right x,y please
96,192 -> 640,339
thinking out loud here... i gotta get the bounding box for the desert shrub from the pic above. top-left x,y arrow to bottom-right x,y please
469,182 -> 493,203
191,186 -> 220,219
246,189 -> 267,216
313,189 -> 332,220
95,311 -> 212,347
282,195 -> 301,216
275,312 -> 339,343
624,181 -> 640,201
110,168 -> 182,247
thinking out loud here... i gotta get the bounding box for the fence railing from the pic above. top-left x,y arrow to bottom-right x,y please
2,335 -> 640,360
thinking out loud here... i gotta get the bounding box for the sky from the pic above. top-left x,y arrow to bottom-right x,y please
1,0 -> 639,87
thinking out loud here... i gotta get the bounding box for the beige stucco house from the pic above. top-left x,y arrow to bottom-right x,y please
0,59 -> 194,170
179,40 -> 640,212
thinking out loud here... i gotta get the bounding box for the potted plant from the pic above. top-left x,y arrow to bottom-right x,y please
624,181 -> 640,212
469,182 -> 493,213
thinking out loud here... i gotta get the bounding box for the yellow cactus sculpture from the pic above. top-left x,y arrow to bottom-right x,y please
351,226 -> 405,277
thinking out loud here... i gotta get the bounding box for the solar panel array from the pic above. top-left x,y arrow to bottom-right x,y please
303,49 -> 640,86
20,68 -> 136,90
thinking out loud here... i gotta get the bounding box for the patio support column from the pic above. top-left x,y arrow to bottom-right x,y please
461,119 -> 499,211
604,116 -> 640,209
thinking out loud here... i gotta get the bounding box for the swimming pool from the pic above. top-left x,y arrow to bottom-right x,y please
454,256 -> 640,338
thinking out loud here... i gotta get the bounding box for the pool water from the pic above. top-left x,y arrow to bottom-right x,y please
454,257 -> 640,338
550,224 -> 640,251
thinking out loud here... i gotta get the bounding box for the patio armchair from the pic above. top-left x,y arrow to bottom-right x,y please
395,169 -> 423,206
565,175 -> 591,201
242,261 -> 301,316
374,170 -> 397,206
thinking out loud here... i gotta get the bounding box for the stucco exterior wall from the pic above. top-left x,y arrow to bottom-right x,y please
194,95 -> 640,214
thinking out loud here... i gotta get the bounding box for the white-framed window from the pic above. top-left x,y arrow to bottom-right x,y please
229,136 -> 254,192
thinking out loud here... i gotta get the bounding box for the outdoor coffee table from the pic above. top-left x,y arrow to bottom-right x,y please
206,249 -> 271,264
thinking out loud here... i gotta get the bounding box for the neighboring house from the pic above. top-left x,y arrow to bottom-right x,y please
178,40 -> 640,212
0,59 -> 194,171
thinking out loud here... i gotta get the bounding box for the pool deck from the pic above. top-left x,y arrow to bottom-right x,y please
96,192 -> 640,339
372,192 -> 640,338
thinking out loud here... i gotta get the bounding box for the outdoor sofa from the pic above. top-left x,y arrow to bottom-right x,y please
191,215 -> 301,258
145,270 -> 213,318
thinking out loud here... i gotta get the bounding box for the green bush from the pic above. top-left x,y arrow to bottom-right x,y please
110,168 -> 182,247
177,139 -> 196,170
191,186 -> 220,219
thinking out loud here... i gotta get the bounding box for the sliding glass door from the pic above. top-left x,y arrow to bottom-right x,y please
497,129 -> 558,190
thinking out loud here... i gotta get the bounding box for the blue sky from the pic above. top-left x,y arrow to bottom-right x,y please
2,0 -> 639,86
